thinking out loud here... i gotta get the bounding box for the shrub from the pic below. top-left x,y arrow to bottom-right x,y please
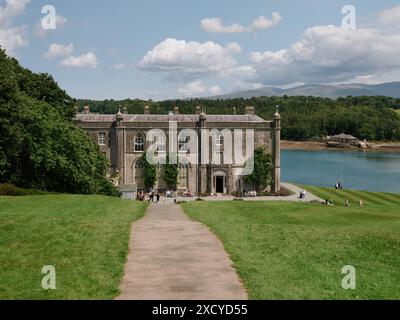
0,183 -> 48,196
98,179 -> 120,197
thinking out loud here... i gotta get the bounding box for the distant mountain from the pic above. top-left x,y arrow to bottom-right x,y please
210,82 -> 400,99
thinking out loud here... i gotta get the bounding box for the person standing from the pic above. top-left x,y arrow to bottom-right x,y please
150,192 -> 154,203
156,192 -> 160,204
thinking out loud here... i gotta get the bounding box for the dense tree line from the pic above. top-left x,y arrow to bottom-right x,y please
77,95 -> 400,141
0,49 -> 116,194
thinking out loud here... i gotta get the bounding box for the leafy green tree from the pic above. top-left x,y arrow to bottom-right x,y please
0,48 -> 117,195
139,154 -> 157,191
244,148 -> 273,192
164,153 -> 179,190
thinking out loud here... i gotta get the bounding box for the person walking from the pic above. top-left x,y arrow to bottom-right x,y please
156,192 -> 160,204
150,192 -> 154,203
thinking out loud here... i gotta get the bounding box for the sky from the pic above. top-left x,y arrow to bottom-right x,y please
1,0 -> 400,100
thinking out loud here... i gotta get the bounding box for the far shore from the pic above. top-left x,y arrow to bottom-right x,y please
282,140 -> 400,153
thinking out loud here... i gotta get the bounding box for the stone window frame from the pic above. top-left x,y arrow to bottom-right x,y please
216,134 -> 224,147
178,159 -> 190,189
134,133 -> 145,153
98,132 -> 106,146
178,136 -> 190,153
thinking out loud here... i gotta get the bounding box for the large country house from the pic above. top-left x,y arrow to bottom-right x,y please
75,106 -> 281,196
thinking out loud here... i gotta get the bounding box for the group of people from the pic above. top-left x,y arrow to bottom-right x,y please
323,198 -> 364,207
246,190 -> 257,197
149,191 -> 160,203
299,190 -> 307,199
335,182 -> 343,190
137,190 -> 161,203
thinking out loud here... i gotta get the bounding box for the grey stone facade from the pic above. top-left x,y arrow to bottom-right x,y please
75,106 -> 281,195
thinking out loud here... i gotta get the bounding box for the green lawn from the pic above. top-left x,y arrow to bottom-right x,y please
181,188 -> 400,300
0,195 -> 147,299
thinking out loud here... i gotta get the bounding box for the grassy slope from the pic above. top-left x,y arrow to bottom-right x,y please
0,195 -> 147,300
181,189 -> 400,300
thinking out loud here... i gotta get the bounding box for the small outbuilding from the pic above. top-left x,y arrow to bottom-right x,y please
118,184 -> 137,200
328,133 -> 359,146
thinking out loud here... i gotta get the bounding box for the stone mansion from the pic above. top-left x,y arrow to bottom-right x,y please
75,105 -> 281,195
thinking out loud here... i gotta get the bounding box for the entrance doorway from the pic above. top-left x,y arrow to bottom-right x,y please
216,176 -> 224,193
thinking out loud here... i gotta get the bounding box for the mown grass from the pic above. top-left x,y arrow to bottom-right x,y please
0,195 -> 147,300
181,188 -> 400,300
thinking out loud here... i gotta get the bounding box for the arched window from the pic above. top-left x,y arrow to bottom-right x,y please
134,158 -> 145,187
216,134 -> 223,146
178,136 -> 189,153
134,134 -> 144,152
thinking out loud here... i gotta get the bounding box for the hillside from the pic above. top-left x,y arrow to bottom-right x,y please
209,82 -> 400,99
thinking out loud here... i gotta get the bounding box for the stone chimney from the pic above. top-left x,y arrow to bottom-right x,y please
233,107 -> 237,115
173,106 -> 179,115
195,106 -> 201,115
82,105 -> 90,114
123,106 -> 128,114
245,106 -> 255,115
144,105 -> 150,115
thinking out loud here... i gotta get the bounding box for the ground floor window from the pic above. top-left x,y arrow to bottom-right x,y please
178,164 -> 189,189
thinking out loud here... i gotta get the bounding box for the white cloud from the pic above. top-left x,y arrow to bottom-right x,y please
44,42 -> 73,59
220,66 -> 257,79
111,63 -> 127,71
201,12 -> 282,34
61,52 -> 98,68
248,6 -> 400,86
35,14 -> 67,38
139,38 -> 241,79
177,81 -> 221,97
0,0 -> 30,25
209,85 -> 222,95
0,0 -> 30,55
201,18 -> 247,34
249,13 -> 282,32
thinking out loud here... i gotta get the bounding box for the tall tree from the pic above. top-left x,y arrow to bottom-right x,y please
140,154 -> 157,191
164,153 -> 179,190
0,48 -> 116,195
244,148 -> 273,192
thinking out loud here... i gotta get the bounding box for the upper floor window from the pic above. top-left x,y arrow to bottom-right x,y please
178,136 -> 190,153
156,136 -> 166,153
98,132 -> 106,146
216,135 -> 224,146
135,134 -> 144,152
213,151 -> 224,165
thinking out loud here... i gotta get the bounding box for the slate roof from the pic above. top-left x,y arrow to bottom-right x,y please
75,113 -> 269,123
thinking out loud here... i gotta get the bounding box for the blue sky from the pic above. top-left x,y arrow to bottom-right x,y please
1,0 -> 400,100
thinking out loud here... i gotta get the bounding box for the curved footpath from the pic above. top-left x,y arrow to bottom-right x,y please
117,203 -> 248,300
